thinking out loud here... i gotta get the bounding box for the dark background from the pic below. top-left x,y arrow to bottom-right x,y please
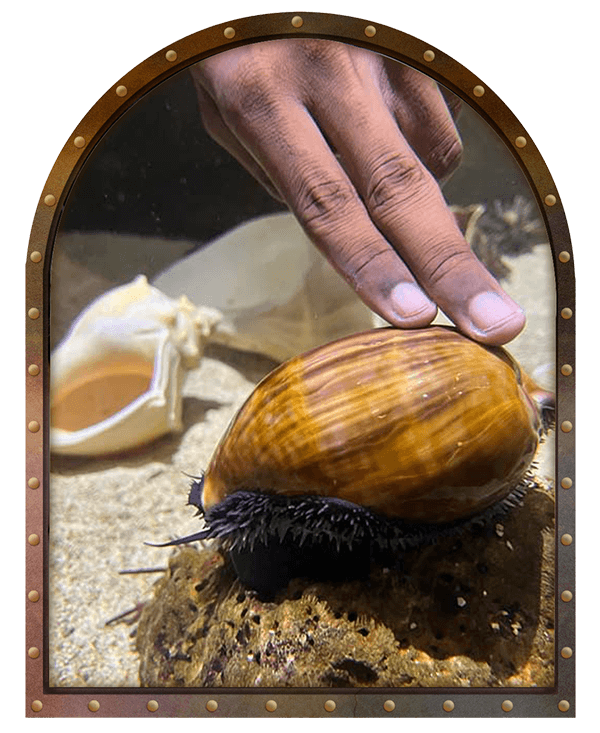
57,61 -> 533,248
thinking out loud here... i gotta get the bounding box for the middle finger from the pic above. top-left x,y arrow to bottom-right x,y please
309,66 -> 525,344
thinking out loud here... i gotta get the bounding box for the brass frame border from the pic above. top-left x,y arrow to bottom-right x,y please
25,11 -> 575,718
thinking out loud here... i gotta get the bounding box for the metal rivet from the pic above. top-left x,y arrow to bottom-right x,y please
30,251 -> 42,263
116,85 -> 128,97
324,700 -> 336,712
561,590 -> 573,602
560,364 -> 573,376
88,700 -> 100,712
515,136 -> 527,148
28,590 -> 40,602
558,251 -> 570,263
74,136 -> 86,148
28,477 -> 40,489
364,25 -> 376,37
383,700 -> 395,712
501,700 -> 513,712
28,364 -> 40,376
561,421 -> 573,433
44,194 -> 56,207
291,16 -> 303,28
206,700 -> 218,712
423,50 -> 435,62
561,477 -> 573,489
473,85 -> 485,97
545,194 -> 557,206
29,534 -> 40,546
558,700 -> 570,712
31,700 -> 43,712
28,308 -> 40,320
443,700 -> 454,712
224,27 -> 235,39
28,647 -> 40,658
561,534 -> 573,546
561,647 -> 573,659
28,421 -> 40,433
265,700 -> 277,712
147,700 -> 158,712
165,50 -> 177,61
561,307 -> 573,320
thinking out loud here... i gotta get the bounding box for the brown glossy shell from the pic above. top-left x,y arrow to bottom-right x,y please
202,327 -> 545,523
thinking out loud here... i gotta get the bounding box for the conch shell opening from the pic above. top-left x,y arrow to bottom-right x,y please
50,275 -> 222,456
51,350 -> 154,432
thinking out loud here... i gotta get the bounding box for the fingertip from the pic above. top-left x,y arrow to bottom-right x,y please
386,282 -> 438,327
465,291 -> 526,345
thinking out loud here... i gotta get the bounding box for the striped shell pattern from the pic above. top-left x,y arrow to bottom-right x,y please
200,327 -> 549,524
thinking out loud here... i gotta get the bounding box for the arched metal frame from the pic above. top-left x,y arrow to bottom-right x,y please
25,11 -> 575,717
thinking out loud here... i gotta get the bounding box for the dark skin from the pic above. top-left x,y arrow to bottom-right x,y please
191,40 -> 525,346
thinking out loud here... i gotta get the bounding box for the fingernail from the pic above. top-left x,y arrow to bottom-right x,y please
390,282 -> 434,318
468,292 -> 524,334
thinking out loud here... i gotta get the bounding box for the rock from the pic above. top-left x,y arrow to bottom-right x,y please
136,480 -> 555,688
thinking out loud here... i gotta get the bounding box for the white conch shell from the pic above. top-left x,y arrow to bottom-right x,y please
153,213 -> 381,362
50,275 -> 222,456
152,208 -> 501,363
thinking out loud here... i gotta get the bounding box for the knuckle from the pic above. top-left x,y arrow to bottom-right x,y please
219,68 -> 283,126
426,132 -> 463,179
366,153 -> 428,216
295,173 -> 355,231
300,38 -> 335,63
299,39 -> 348,71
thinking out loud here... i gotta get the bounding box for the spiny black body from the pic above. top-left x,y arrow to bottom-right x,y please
149,474 -> 535,596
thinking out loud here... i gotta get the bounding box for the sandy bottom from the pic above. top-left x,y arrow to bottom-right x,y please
48,244 -> 555,687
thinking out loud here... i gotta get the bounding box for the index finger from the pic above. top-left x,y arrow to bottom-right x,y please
218,94 -> 439,328
310,73 -> 525,345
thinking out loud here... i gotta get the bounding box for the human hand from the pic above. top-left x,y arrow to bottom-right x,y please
191,40 -> 525,345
